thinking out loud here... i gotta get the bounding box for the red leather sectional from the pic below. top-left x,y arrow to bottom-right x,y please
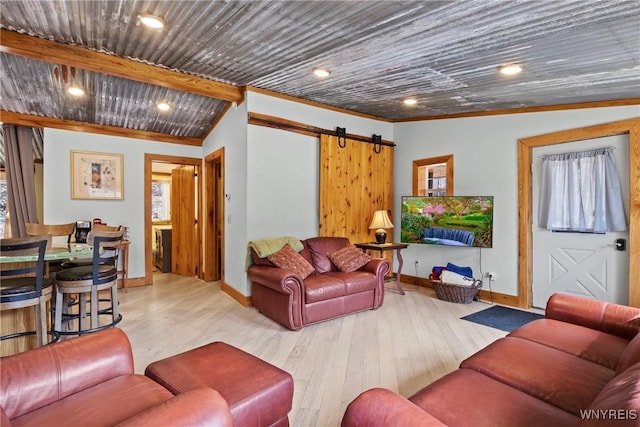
342,293 -> 640,427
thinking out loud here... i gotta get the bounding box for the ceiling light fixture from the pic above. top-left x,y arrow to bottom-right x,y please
67,86 -> 85,96
138,13 -> 165,29
499,64 -> 523,76
313,68 -> 331,78
403,98 -> 418,106
157,102 -> 171,111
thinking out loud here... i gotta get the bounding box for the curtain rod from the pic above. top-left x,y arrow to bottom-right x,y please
247,112 -> 396,147
540,145 -> 615,159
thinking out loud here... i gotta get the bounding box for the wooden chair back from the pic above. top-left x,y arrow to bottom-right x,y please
92,224 -> 122,232
25,223 -> 75,244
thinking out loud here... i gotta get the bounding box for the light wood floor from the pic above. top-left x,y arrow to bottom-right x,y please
117,274 -> 507,427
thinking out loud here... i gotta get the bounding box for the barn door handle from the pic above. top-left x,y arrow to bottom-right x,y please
336,127 -> 347,148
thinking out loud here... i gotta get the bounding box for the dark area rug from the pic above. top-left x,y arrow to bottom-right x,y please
461,305 -> 544,332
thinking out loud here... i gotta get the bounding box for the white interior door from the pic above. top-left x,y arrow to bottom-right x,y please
532,135 -> 630,308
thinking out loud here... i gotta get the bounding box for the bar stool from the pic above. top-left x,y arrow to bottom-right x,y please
54,230 -> 124,338
61,224 -> 122,269
1,234 -> 57,347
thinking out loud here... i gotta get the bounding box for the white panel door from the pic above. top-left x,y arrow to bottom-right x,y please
532,135 -> 630,308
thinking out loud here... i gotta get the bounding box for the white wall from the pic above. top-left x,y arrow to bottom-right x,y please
248,92 -> 393,140
247,126 -> 318,239
43,129 -> 202,279
202,99 -> 248,295
393,105 -> 640,296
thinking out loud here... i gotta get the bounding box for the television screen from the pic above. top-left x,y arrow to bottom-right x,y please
401,196 -> 494,248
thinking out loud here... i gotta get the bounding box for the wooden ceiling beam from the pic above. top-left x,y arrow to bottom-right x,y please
0,29 -> 244,104
0,111 -> 202,147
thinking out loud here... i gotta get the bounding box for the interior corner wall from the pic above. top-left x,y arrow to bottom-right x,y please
43,128 -> 202,280
393,105 -> 640,297
202,99 -> 248,297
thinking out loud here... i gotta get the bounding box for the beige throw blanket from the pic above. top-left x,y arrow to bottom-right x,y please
245,236 -> 304,270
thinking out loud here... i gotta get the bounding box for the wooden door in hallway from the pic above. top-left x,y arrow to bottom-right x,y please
171,166 -> 199,276
204,148 -> 224,282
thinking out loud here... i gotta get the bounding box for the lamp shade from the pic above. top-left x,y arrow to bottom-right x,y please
369,210 -> 394,230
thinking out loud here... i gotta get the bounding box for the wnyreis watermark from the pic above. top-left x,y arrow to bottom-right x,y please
580,409 -> 637,420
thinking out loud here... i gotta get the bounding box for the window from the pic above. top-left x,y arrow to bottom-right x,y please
413,155 -> 453,196
151,179 -> 171,221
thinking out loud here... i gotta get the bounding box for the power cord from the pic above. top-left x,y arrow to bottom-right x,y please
487,276 -> 495,304
478,247 -> 484,285
478,247 -> 494,304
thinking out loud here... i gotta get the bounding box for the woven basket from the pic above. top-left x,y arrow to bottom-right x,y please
429,277 -> 482,304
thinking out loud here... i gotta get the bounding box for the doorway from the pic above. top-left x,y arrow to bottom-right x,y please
144,153 -> 202,285
531,136 -> 630,307
203,148 -> 224,282
517,118 -> 640,308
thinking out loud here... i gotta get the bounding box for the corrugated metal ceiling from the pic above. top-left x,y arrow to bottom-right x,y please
1,53 -> 225,138
0,0 -> 639,146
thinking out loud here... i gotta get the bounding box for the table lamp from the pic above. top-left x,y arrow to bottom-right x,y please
369,210 -> 394,244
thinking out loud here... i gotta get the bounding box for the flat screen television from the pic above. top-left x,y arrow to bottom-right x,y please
401,196 -> 494,248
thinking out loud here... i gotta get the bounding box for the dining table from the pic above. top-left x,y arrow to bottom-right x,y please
0,243 -> 93,356
0,243 -> 93,264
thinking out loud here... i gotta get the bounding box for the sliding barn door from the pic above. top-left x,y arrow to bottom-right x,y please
319,134 -> 394,244
171,166 -> 199,276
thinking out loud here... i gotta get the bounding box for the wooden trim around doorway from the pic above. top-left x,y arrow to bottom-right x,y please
203,148 -> 225,283
144,153 -> 203,285
517,117 -> 640,308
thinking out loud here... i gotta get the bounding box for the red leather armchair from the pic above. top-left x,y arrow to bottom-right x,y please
248,237 -> 391,330
0,329 -> 233,427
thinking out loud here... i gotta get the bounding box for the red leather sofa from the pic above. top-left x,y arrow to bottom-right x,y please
342,293 -> 640,427
248,237 -> 391,330
1,329 -> 230,427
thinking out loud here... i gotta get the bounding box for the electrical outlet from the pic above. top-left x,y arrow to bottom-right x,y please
414,260 -> 420,268
487,272 -> 496,280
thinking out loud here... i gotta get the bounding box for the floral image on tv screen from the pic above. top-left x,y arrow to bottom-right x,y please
401,196 -> 494,248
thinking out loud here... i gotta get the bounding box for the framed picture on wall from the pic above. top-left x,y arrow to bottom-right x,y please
71,150 -> 124,200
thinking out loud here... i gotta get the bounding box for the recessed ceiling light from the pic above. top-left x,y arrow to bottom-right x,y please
313,68 -> 331,78
138,13 -> 165,29
403,98 -> 418,106
67,86 -> 85,96
157,102 -> 171,111
499,64 -> 523,76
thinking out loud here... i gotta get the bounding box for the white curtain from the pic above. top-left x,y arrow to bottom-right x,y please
538,147 -> 626,233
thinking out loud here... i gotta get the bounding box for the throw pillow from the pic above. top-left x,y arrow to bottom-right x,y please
327,245 -> 372,273
267,244 -> 315,279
